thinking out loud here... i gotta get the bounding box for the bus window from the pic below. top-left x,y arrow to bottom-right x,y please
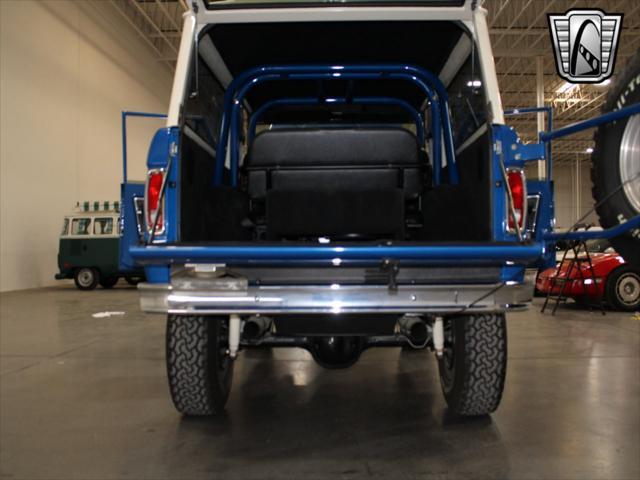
71,218 -> 91,235
94,218 -> 114,235
61,218 -> 69,236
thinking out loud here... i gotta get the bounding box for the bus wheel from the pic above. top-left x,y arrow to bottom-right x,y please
99,276 -> 119,289
74,268 -> 99,290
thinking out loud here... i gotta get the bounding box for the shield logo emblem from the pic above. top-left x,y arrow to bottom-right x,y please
548,9 -> 623,84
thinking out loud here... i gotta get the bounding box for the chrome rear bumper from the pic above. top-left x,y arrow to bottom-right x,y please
138,272 -> 535,315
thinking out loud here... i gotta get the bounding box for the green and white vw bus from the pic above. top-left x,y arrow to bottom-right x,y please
56,201 -> 145,290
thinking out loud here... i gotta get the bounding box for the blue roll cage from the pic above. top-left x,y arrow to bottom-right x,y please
212,64 -> 460,188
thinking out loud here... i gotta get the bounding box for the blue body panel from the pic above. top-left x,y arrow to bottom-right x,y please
526,180 -> 556,269
144,127 -> 181,244
490,124 -> 544,242
504,106 -> 553,177
118,111 -> 167,275
142,127 -> 180,283
119,181 -> 145,271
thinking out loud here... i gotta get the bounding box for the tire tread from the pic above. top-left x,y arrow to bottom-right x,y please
458,314 -> 506,415
440,313 -> 507,416
166,315 -> 231,416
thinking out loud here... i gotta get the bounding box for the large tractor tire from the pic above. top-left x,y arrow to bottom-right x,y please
591,50 -> 640,266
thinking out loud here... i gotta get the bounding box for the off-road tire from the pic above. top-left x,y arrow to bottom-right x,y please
98,276 -> 119,289
606,266 -> 640,312
437,313 -> 507,416
591,50 -> 640,266
166,315 -> 234,416
73,267 -> 99,290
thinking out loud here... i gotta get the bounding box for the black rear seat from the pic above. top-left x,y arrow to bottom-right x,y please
244,127 -> 429,240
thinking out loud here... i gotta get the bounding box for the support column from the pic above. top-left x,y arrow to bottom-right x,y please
536,56 -> 546,180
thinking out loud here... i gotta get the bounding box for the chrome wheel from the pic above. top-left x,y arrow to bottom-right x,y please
620,114 -> 640,213
615,272 -> 640,307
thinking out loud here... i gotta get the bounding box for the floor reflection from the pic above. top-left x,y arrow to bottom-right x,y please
168,347 -> 511,479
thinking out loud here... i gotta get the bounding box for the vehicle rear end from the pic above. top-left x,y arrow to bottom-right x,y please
131,0 -> 552,417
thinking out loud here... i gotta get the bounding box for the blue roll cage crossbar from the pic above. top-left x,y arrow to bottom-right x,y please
247,96 -> 427,145
213,64 -> 460,188
540,102 -> 640,141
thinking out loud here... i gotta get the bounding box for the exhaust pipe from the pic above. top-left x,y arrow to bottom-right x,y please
242,315 -> 272,340
398,315 -> 428,345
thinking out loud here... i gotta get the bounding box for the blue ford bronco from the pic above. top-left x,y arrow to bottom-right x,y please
129,0 -> 640,416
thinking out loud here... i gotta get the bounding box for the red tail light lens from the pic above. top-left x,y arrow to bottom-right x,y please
507,169 -> 526,231
146,170 -> 164,234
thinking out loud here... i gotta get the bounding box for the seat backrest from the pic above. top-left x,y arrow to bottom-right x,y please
246,127 -> 420,168
245,127 -> 428,199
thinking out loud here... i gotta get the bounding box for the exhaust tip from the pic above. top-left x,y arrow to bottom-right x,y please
398,315 -> 429,346
242,316 -> 272,340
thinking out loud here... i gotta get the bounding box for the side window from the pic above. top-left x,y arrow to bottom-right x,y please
71,218 -> 91,235
61,218 -> 69,236
183,55 -> 225,149
448,51 -> 488,148
94,217 -> 114,235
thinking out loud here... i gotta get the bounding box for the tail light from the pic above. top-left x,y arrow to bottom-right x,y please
507,168 -> 526,233
146,169 -> 165,235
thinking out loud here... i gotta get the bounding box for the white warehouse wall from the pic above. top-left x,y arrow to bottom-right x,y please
552,161 -> 598,229
1,0 -> 172,292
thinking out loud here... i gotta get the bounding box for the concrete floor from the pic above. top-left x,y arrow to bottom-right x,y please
1,284 -> 639,480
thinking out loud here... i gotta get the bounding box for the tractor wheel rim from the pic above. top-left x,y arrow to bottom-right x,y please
620,114 -> 640,213
616,272 -> 640,305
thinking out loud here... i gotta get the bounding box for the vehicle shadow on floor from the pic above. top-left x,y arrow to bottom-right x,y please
169,348 -> 511,479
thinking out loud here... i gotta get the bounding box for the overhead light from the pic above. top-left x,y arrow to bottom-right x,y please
556,82 -> 578,94
466,79 -> 482,88
586,147 -> 594,153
